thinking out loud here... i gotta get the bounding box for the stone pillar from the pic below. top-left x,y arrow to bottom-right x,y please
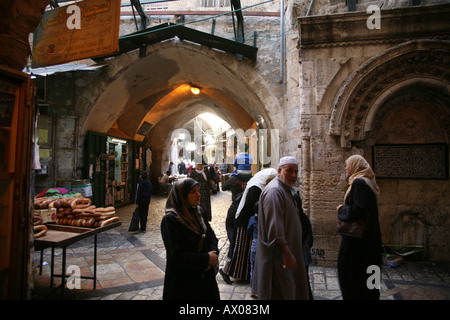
300,119 -> 311,216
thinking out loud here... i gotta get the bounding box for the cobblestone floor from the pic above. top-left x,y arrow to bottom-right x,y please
32,189 -> 450,301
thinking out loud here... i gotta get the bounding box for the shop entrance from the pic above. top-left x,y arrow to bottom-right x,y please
85,131 -> 147,208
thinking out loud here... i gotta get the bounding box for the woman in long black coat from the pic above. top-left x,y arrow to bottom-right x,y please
337,155 -> 382,300
190,163 -> 212,221
161,178 -> 220,300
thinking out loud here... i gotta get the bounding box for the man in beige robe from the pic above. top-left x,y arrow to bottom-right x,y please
256,156 -> 309,300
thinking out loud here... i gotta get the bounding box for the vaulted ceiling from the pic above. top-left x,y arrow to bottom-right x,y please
83,44 -> 259,143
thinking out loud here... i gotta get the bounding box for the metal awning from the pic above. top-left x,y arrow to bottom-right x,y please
25,61 -> 106,77
114,23 -> 258,61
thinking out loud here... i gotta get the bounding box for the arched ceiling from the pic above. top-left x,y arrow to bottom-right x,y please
83,44 -> 259,142
118,84 -> 254,141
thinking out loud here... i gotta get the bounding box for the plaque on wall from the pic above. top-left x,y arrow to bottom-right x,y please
373,144 -> 449,179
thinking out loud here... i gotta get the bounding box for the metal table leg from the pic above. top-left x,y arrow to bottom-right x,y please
50,247 -> 55,287
93,234 -> 97,289
61,246 -> 66,299
39,249 -> 44,275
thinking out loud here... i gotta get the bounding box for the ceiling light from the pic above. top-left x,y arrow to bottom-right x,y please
190,86 -> 200,95
111,138 -> 127,144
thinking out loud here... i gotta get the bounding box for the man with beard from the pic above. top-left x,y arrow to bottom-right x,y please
256,156 -> 309,300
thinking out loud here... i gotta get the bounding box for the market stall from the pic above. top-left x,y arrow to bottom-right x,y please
33,195 -> 121,299
34,222 -> 121,299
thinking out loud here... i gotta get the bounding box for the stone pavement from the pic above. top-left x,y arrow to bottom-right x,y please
32,190 -> 450,300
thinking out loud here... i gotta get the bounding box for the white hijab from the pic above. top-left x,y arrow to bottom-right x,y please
195,165 -> 207,181
235,168 -> 278,219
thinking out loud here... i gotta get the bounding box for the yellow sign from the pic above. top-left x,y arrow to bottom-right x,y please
32,0 -> 121,68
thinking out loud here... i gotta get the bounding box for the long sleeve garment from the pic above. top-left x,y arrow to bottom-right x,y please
222,175 -> 247,201
189,170 -> 212,221
161,210 -> 220,300
256,177 -> 309,300
337,178 -> 382,300
135,179 -> 153,204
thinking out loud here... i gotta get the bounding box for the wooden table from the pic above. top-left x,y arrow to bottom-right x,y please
34,222 -> 121,299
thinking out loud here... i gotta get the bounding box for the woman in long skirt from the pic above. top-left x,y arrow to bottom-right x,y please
223,168 -> 277,281
337,155 -> 382,300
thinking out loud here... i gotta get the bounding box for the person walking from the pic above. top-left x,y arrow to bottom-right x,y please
222,172 -> 250,201
223,168 -> 277,282
161,178 -> 220,300
292,189 -> 314,300
336,154 -> 382,300
178,159 -> 186,175
135,171 -> 153,233
247,201 -> 259,297
256,156 -> 309,300
219,191 -> 243,285
219,158 -> 228,174
208,163 -> 218,194
190,163 -> 213,221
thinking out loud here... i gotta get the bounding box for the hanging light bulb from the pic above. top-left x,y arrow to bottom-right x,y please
190,86 -> 200,95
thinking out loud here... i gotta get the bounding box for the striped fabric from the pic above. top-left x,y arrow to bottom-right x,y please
224,226 -> 252,281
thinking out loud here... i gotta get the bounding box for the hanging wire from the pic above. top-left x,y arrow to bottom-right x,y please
120,0 -> 275,40
31,1 -> 282,60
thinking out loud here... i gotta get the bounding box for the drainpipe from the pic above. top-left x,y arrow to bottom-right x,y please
306,0 -> 314,16
280,0 -> 285,84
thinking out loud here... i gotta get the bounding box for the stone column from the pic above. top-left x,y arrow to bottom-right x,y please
300,119 -> 311,216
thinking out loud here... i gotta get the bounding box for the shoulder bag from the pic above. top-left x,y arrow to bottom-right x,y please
337,219 -> 365,238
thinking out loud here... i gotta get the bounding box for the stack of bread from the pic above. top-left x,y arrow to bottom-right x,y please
34,196 -> 120,228
33,211 -> 47,238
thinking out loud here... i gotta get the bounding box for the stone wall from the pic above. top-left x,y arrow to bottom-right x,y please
27,0 -> 450,264
293,2 -> 450,264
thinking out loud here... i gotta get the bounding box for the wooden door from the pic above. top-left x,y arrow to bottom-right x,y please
0,66 -> 34,299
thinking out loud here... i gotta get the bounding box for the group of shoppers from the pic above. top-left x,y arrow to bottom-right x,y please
138,153 -> 382,300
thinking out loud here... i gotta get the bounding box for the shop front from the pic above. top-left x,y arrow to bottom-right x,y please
85,130 -> 149,208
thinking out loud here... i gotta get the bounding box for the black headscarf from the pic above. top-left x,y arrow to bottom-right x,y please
165,178 -> 207,238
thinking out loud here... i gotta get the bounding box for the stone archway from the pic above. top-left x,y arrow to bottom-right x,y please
326,39 -> 450,261
329,39 -> 450,149
329,40 -> 450,261
79,39 -> 281,185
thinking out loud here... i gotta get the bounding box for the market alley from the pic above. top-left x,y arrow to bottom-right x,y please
32,189 -> 450,300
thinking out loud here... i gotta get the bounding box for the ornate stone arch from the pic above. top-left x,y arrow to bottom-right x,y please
329,39 -> 450,148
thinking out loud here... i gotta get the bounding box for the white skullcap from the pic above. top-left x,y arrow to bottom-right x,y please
279,156 -> 298,167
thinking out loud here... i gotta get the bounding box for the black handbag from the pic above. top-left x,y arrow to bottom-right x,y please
128,207 -> 140,232
337,219 -> 365,238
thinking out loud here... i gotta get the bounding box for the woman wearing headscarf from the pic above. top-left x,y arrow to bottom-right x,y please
190,163 -> 213,221
221,168 -> 277,282
161,178 -> 220,300
336,155 -> 382,300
